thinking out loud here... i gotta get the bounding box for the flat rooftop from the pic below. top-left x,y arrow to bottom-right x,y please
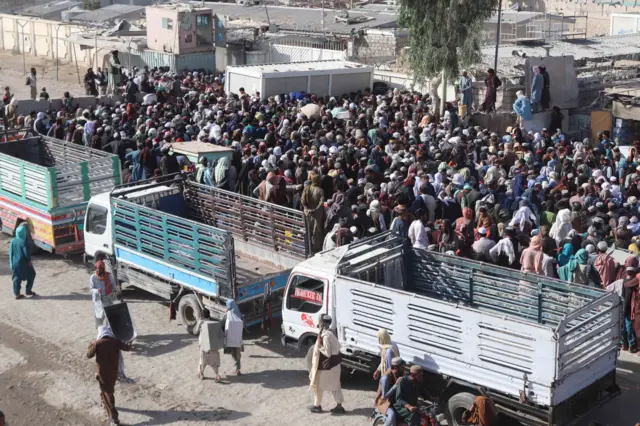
147,4 -> 211,13
16,0 -> 82,17
199,1 -> 398,34
481,33 -> 640,73
70,4 -> 144,22
227,60 -> 372,76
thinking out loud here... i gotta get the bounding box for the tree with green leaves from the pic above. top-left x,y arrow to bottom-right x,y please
398,0 -> 500,113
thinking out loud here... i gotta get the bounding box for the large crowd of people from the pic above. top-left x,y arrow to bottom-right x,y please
4,62 -> 640,359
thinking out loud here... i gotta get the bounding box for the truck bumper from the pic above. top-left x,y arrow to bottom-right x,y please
489,370 -> 620,426
281,333 -> 302,351
54,240 -> 85,255
551,370 -> 621,426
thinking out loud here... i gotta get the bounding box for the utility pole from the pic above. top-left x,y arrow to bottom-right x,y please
55,23 -> 61,81
321,0 -> 325,35
17,19 -> 30,75
494,0 -> 502,72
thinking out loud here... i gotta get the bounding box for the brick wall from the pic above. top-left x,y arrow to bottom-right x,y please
505,0 -> 640,36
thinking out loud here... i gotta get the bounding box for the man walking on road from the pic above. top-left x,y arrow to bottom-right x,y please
10,223 -> 36,300
89,260 -> 119,329
87,325 -> 131,426
26,68 -> 37,100
195,309 -> 222,382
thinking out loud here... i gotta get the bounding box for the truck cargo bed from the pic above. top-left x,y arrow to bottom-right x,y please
0,136 -> 119,253
111,178 -> 293,303
333,233 -> 620,410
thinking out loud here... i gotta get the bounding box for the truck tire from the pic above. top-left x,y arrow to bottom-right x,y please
447,392 -> 477,426
178,294 -> 202,335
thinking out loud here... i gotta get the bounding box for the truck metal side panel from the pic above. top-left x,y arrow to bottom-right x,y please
183,181 -> 308,269
112,198 -> 235,298
553,291 -> 621,404
334,276 -> 558,407
0,136 -> 119,211
337,233 -> 605,327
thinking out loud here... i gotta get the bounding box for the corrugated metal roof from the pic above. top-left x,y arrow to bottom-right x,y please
70,4 -> 145,22
200,1 -> 398,34
17,0 -> 82,17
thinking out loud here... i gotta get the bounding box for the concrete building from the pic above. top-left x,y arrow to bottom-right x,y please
483,11 -> 585,44
503,0 -> 640,37
610,13 -> 640,36
145,5 -> 213,54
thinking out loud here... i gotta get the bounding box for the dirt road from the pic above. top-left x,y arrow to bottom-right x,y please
0,235 -> 373,425
0,51 -> 84,100
0,233 -> 638,426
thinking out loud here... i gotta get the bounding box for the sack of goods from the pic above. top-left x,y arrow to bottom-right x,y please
199,320 -> 224,352
224,309 -> 243,348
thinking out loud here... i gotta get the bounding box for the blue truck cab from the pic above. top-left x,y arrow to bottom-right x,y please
83,175 -> 310,332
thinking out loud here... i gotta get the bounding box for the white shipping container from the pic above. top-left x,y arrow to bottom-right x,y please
225,60 -> 374,99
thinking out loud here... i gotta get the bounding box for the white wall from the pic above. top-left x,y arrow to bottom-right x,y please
268,43 -> 346,64
373,69 -> 460,104
0,13 -> 101,70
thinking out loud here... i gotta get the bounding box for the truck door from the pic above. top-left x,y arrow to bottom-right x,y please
282,273 -> 327,344
84,203 -> 112,260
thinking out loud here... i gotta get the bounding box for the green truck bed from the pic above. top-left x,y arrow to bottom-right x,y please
0,136 -> 120,253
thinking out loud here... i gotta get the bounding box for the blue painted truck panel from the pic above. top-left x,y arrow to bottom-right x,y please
110,188 -> 293,318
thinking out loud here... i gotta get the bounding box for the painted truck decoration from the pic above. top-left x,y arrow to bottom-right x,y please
0,135 -> 120,254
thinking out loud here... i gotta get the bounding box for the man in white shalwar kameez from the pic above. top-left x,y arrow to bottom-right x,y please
309,314 -> 346,414
195,309 -> 221,382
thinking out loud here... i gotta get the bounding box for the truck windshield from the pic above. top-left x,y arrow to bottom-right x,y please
86,205 -> 108,235
286,275 -> 324,314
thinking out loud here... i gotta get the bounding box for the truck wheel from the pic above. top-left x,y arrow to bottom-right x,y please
447,392 -> 477,426
178,294 -> 202,335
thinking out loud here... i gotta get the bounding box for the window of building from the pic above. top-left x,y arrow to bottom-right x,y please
196,15 -> 209,27
162,17 -> 173,30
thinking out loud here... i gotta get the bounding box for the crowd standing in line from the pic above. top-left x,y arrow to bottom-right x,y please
4,59 -> 640,423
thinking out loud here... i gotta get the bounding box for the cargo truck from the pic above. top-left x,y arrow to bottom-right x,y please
0,135 -> 120,254
281,232 -> 621,426
83,175 -> 310,330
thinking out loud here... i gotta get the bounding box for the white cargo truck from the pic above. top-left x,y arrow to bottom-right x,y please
281,232 -> 621,426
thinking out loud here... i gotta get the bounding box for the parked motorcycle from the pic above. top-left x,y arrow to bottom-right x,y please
371,399 -> 444,426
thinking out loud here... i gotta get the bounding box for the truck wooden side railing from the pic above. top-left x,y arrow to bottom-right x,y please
112,193 -> 237,299
337,232 -> 610,326
184,181 -> 310,260
0,136 -> 120,210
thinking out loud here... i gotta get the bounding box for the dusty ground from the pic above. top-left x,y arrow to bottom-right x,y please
0,50 -> 84,100
0,233 -> 639,426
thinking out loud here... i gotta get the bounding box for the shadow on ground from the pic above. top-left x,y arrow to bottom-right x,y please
119,407 -> 250,425
132,333 -> 195,358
